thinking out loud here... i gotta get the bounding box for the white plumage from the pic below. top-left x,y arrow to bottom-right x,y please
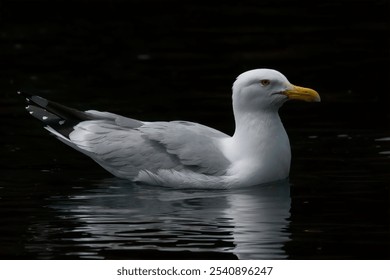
22,69 -> 320,188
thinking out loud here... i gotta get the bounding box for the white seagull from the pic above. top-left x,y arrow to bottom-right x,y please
20,69 -> 320,188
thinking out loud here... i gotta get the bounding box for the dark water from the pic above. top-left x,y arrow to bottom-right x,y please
1,0 -> 389,259
6,178 -> 291,260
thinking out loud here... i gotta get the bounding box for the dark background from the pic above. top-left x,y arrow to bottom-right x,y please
0,0 -> 389,260
1,0 -> 389,130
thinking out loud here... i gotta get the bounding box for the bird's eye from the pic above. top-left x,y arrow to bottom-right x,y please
260,79 -> 271,86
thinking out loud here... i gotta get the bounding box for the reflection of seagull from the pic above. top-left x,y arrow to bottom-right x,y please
225,181 -> 291,259
42,179 -> 291,259
20,69 -> 320,188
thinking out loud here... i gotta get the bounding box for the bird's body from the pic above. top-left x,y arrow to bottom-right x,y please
21,69 -> 320,188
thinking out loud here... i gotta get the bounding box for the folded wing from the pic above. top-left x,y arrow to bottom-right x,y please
22,93 -> 231,181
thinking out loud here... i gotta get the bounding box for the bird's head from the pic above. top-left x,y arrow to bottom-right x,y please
232,69 -> 320,112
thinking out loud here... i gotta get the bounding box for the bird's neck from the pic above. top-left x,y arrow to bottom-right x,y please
222,108 -> 291,185
232,109 -> 284,144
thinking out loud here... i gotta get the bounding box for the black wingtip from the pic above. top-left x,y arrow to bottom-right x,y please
19,92 -> 86,139
19,91 -> 94,123
19,92 -> 50,108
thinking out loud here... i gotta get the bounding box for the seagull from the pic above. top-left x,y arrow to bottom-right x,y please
20,69 -> 320,188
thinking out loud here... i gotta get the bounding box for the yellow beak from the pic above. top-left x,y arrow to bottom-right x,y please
283,85 -> 321,102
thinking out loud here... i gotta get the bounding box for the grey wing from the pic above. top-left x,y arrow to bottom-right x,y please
22,94 -> 231,179
138,121 -> 231,175
67,119 -> 231,179
66,120 -> 183,179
